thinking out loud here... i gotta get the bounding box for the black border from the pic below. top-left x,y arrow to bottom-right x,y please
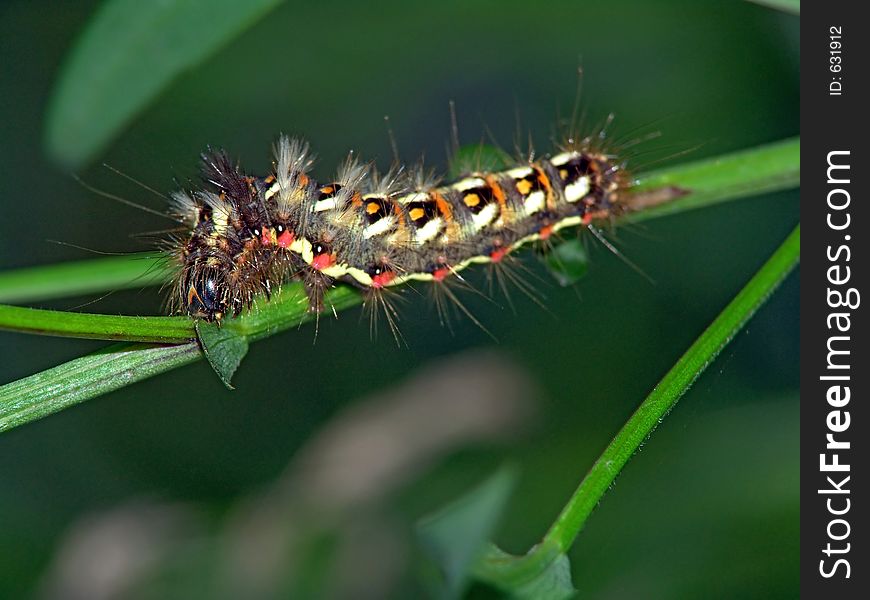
801,2 -> 867,596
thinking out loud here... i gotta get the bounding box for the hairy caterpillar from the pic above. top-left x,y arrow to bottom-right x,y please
167,133 -> 630,328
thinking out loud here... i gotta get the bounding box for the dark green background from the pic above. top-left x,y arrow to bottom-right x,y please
0,1 -> 798,597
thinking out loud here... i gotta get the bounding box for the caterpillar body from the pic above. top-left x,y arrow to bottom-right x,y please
169,136 -> 628,324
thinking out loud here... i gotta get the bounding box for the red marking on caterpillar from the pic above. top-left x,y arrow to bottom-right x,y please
371,271 -> 397,288
311,252 -> 335,271
490,247 -> 509,263
277,229 -> 294,248
433,267 -> 452,282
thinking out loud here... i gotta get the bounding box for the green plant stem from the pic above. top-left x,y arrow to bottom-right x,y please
541,224 -> 800,553
628,137 -> 799,223
0,254 -> 167,304
0,304 -> 193,343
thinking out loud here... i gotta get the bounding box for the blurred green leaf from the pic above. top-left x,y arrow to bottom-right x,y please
448,144 -> 513,179
745,0 -> 800,15
417,466 -> 517,599
196,320 -> 248,389
543,239 -> 589,287
45,0 -> 284,168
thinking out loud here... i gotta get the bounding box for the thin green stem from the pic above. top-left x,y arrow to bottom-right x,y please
541,224 -> 800,552
0,304 -> 193,343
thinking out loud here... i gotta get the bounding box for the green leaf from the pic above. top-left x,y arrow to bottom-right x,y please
510,553 -> 573,600
45,0 -> 284,168
0,284 -> 360,432
417,466 -> 517,599
474,543 -> 575,600
448,144 -> 513,179
543,239 -> 589,287
195,320 -> 249,389
0,342 -> 201,433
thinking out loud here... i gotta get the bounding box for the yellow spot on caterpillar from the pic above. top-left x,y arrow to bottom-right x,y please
366,201 -> 381,214
464,193 -> 481,208
409,207 -> 426,221
516,179 -> 533,195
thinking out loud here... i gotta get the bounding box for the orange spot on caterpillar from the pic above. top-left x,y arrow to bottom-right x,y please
366,201 -> 380,214
298,173 -> 310,186
371,271 -> 396,288
539,224 -> 554,240
311,252 -> 335,270
277,229 -> 295,248
409,207 -> 426,221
